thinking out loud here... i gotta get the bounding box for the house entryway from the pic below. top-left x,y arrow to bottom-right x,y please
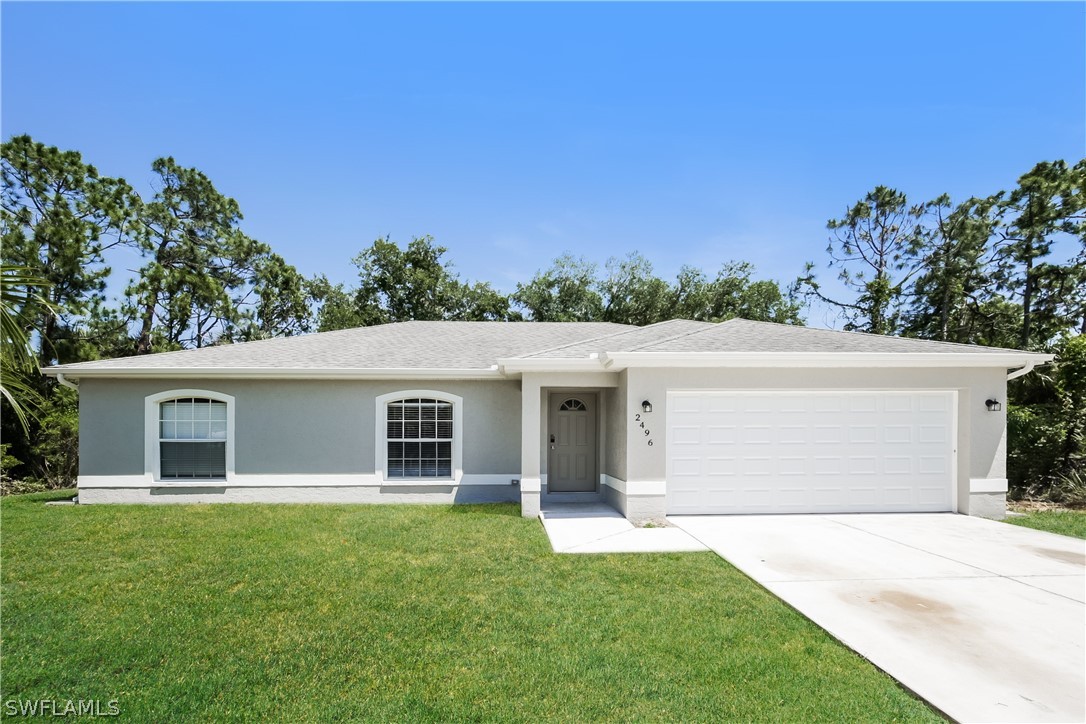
547,393 -> 597,493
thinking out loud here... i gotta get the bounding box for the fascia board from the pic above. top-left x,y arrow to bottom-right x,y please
40,367 -> 506,381
494,357 -> 605,373
601,351 -> 1053,369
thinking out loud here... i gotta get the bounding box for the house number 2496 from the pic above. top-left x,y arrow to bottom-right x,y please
634,414 -> 654,446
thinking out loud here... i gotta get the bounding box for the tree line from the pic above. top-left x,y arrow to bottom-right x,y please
1,135 -> 1083,502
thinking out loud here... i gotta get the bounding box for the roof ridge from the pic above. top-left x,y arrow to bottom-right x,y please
514,322 -> 639,359
622,319 -> 725,352
520,319 -> 695,359
723,318 -> 1032,355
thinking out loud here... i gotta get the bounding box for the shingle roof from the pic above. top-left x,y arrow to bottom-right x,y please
619,318 -> 1032,355
524,319 -> 715,358
48,321 -> 632,371
46,318 -> 1039,376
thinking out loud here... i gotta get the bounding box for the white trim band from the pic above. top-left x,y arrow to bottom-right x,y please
969,478 -> 1009,494
45,367 -> 505,381
601,476 -> 666,497
78,473 -> 520,489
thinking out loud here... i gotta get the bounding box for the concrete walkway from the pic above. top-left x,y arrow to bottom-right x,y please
540,503 -> 707,554
671,513 -> 1086,724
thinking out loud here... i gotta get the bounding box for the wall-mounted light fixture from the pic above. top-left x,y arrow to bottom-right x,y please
985,398 -> 1002,412
642,400 -> 653,413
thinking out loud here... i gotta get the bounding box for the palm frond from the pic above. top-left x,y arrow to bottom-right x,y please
0,264 -> 57,431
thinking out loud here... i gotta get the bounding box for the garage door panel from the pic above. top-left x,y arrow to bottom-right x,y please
741,488 -> 773,506
919,455 -> 949,475
919,425 -> 949,443
883,486 -> 916,505
848,425 -> 878,443
741,395 -> 775,413
813,456 -> 844,475
776,395 -> 808,412
811,395 -> 844,412
849,396 -> 879,413
706,396 -> 738,413
884,425 -> 912,444
884,396 -> 913,413
671,425 -> 702,445
671,457 -> 702,477
778,426 -> 806,444
667,391 -> 955,515
848,456 -> 878,475
813,426 -> 844,444
777,487 -> 810,505
918,394 -> 950,412
671,396 -> 702,414
706,457 -> 737,476
742,456 -> 773,475
706,425 -> 737,444
883,456 -> 913,475
844,487 -> 878,506
918,486 -> 950,505
811,485 -> 848,505
742,426 -> 773,444
778,456 -> 806,475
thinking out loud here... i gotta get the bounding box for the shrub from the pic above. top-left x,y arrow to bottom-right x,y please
25,386 -> 79,489
1007,404 -> 1064,499
1049,469 -> 1086,508
1008,335 -> 1086,501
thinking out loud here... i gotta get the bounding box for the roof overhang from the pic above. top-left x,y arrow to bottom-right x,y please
45,350 -> 1054,381
41,366 -> 505,381
495,355 -> 606,375
601,351 -> 1054,370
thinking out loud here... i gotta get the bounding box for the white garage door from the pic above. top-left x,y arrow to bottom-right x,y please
666,390 -> 956,515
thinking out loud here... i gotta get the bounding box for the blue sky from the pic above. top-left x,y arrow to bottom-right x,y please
3,2 -> 1084,326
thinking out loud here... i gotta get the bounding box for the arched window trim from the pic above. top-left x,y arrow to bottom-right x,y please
144,389 -> 235,483
375,390 -> 463,484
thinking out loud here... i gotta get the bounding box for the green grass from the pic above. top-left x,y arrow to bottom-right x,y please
1,490 -> 937,722
1006,508 -> 1086,539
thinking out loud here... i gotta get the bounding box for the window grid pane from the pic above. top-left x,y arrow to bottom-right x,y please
386,399 -> 453,479
159,398 -> 227,479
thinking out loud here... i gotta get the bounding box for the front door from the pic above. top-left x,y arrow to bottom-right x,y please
547,393 -> 598,493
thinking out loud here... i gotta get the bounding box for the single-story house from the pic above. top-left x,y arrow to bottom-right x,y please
43,319 -> 1052,521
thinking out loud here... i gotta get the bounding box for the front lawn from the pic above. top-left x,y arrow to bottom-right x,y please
1006,507 -> 1086,539
1,491 -> 936,722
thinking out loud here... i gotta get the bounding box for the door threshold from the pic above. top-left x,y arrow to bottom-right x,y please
542,490 -> 603,504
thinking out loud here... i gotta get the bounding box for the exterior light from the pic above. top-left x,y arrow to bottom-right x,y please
642,400 -> 652,413
985,399 -> 1002,412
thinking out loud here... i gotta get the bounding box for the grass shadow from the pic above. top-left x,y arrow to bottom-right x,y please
443,502 -> 522,518
0,488 -> 77,505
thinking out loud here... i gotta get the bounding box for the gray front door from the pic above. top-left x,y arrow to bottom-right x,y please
547,393 -> 597,493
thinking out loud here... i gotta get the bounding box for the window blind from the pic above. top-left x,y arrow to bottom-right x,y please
386,398 -> 453,478
159,398 -> 227,479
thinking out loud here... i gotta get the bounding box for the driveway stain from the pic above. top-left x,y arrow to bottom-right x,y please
872,590 -> 954,614
1029,547 -> 1086,566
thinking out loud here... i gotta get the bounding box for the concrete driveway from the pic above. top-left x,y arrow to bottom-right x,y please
670,513 -> 1086,723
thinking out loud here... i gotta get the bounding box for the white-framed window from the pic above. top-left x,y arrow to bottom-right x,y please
145,390 -> 235,482
376,390 -> 462,483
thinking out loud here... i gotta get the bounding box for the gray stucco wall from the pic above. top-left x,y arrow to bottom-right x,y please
79,378 -> 522,478
601,371 -> 627,481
